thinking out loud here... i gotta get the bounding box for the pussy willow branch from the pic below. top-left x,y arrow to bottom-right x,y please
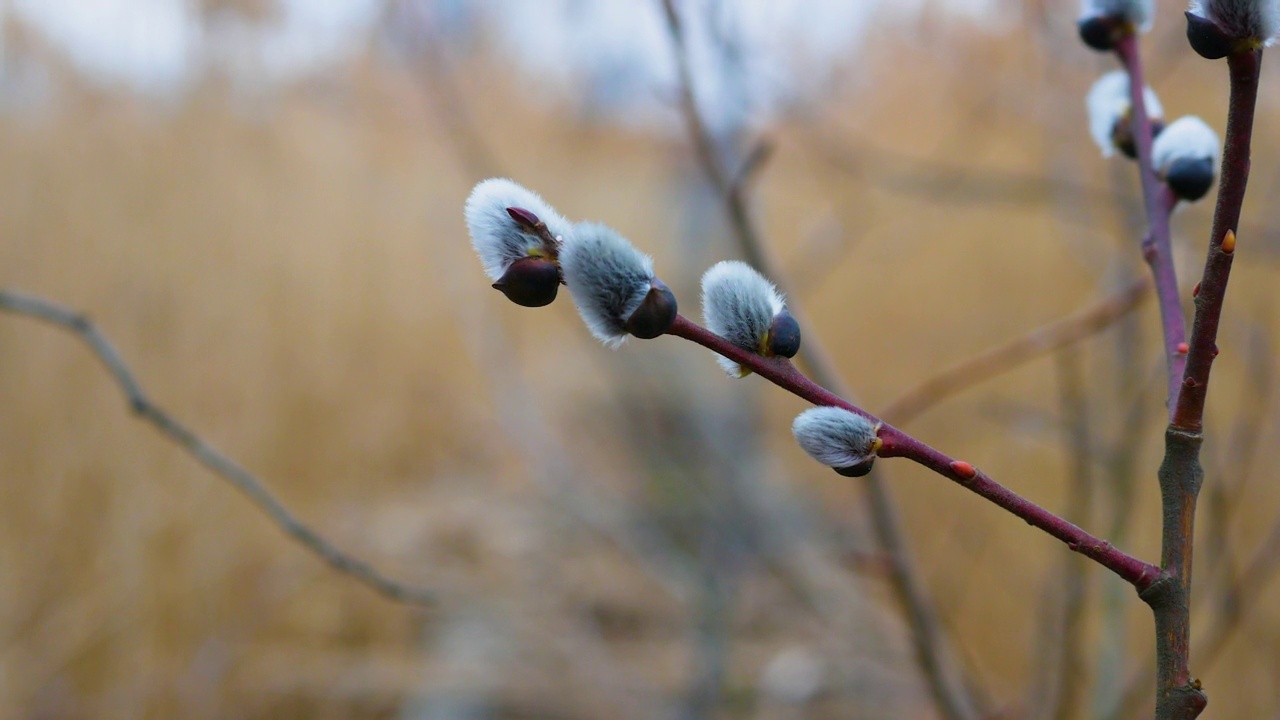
666,314 -> 1161,589
1142,47 -> 1262,720
1172,49 -> 1260,432
0,289 -> 438,607
1115,34 -> 1187,415
657,3 -> 978,719
881,274 -> 1151,426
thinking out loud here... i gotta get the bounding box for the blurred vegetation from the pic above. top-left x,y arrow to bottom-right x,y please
2,2 -> 1280,719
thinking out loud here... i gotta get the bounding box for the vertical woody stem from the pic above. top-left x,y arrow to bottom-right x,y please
1145,47 -> 1262,720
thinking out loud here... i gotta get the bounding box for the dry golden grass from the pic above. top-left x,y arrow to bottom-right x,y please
2,10 -> 1280,720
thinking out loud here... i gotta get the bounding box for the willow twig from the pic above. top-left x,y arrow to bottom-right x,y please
0,289 -> 438,607
1139,43 -> 1263,720
666,314 -> 1161,589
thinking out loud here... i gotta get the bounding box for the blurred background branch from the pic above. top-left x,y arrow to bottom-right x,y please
0,289 -> 440,607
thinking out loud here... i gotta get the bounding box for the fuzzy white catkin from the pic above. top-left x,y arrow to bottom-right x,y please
559,222 -> 655,348
1080,0 -> 1155,31
701,260 -> 786,377
1086,70 -> 1163,158
792,406 -> 878,470
1190,0 -> 1280,44
464,178 -> 573,281
1152,116 -> 1220,172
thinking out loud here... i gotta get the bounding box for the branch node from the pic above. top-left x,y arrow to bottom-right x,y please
1138,571 -> 1179,608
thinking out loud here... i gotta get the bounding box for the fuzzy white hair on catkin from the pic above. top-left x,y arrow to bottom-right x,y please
464,178 -> 572,281
1153,116 -> 1220,171
1086,70 -> 1163,158
700,260 -> 785,377
559,222 -> 655,348
792,406 -> 878,469
1080,0 -> 1154,31
1190,0 -> 1280,44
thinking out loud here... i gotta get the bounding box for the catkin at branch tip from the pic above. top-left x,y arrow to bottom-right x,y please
465,178 -> 572,281
1190,0 -> 1280,46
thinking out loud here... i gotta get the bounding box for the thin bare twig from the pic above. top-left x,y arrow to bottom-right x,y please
1149,45 -> 1262,720
0,289 -> 438,607
657,3 -> 979,718
881,275 -> 1152,426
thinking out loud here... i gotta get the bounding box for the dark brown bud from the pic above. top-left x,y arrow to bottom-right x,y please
1185,11 -> 1233,60
1165,156 -> 1215,202
767,310 -> 802,358
834,457 -> 876,478
1078,15 -> 1124,52
624,277 -> 678,339
492,256 -> 561,307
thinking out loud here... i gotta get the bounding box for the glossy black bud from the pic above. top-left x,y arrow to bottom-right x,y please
1078,16 -> 1121,52
767,311 -> 802,358
492,256 -> 561,307
834,457 -> 876,478
1185,12 -> 1233,60
1165,156 -> 1216,202
624,277 -> 678,339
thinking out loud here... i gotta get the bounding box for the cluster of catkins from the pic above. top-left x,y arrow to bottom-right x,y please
1080,0 -> 1278,55
464,178 -> 881,477
465,3 -> 1271,481
1080,0 -> 1280,202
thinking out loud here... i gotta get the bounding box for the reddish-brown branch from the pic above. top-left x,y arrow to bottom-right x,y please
666,314 -> 1161,589
1172,50 -> 1261,432
1143,47 -> 1262,720
1115,35 -> 1187,415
